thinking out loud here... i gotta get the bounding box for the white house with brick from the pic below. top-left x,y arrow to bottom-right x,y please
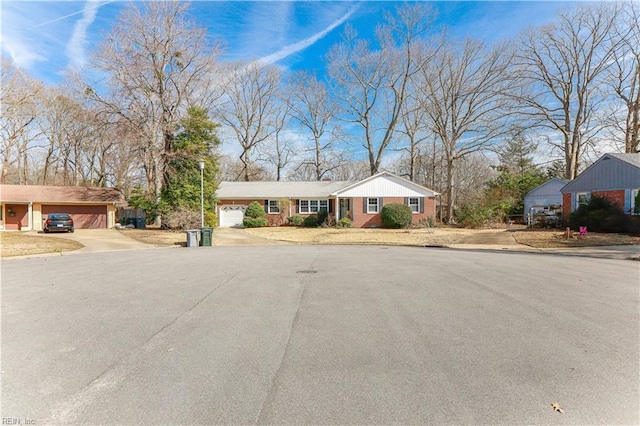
215,171 -> 439,228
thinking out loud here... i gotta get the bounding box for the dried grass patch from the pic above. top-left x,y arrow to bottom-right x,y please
0,232 -> 84,257
117,228 -> 186,246
513,229 -> 640,248
244,227 -> 477,246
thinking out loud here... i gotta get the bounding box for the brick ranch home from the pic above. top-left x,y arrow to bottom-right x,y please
560,153 -> 640,222
215,171 -> 439,228
0,185 -> 125,231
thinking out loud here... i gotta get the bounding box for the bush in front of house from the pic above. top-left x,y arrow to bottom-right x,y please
335,217 -> 351,228
303,215 -> 319,227
569,195 -> 640,235
243,201 -> 267,228
243,217 -> 268,228
317,209 -> 329,226
245,201 -> 266,218
288,215 -> 304,226
381,203 -> 413,228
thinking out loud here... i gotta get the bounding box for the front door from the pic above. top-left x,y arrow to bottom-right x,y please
339,199 -> 352,220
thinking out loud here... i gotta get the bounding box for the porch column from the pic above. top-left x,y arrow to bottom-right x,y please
27,202 -> 33,230
335,196 -> 340,221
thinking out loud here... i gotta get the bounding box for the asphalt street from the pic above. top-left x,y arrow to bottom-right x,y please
1,246 -> 638,424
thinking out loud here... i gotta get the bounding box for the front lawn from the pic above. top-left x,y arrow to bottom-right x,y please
0,232 -> 84,257
512,229 -> 640,248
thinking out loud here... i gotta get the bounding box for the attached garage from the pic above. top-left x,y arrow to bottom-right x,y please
218,205 -> 246,228
42,205 -> 107,229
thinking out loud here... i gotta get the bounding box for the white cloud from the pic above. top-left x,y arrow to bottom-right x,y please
65,0 -> 108,70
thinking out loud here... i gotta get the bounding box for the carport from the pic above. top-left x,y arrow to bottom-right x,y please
0,184 -> 125,231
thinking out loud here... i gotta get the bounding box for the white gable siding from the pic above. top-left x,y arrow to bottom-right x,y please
336,175 -> 435,197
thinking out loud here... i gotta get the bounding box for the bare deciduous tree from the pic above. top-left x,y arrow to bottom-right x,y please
514,3 -> 620,178
417,37 -> 513,223
327,4 -> 436,176
82,1 -> 221,223
608,1 -> 640,153
217,62 -> 281,181
0,58 -> 44,184
287,71 -> 343,180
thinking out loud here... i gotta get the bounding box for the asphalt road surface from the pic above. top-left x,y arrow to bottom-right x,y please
2,246 -> 638,424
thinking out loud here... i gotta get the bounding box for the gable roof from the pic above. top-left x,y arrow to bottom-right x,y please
524,177 -> 569,198
561,153 -> 640,193
0,185 -> 125,204
216,180 -> 354,199
332,171 -> 439,197
216,171 -> 439,200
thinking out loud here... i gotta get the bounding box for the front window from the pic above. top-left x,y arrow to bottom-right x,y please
299,199 -> 329,214
577,192 -> 589,208
268,200 -> 279,214
367,198 -> 379,214
407,197 -> 419,213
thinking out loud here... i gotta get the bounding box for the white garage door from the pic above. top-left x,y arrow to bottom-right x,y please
219,205 -> 246,227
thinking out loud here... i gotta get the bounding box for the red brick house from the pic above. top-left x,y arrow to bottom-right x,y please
560,153 -> 640,222
215,171 -> 439,228
0,185 -> 125,231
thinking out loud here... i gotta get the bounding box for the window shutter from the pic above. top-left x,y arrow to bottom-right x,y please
625,189 -> 632,214
265,200 -> 269,213
328,200 -> 333,213
296,199 -> 299,214
404,197 -> 408,205
379,198 -> 384,211
420,197 -> 425,213
363,198 -> 367,213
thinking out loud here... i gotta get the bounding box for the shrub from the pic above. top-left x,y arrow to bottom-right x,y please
204,211 -> 217,227
243,217 -> 268,228
569,195 -> 639,235
162,206 -> 200,230
245,201 -> 266,218
455,202 -> 496,228
381,203 -> 413,228
317,209 -> 329,226
335,217 -> 351,228
303,215 -> 319,227
288,215 -> 304,226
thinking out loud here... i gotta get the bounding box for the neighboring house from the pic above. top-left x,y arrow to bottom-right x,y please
215,171 -> 439,228
523,177 -> 568,225
0,185 -> 126,231
560,153 -> 640,222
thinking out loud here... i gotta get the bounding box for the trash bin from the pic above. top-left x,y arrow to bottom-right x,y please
185,230 -> 199,247
200,227 -> 213,246
135,217 -> 146,229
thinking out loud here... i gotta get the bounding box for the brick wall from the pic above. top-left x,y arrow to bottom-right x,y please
350,196 -> 436,228
592,190 -> 625,210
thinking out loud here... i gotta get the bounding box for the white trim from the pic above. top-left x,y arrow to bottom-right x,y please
407,197 -> 419,213
576,192 -> 590,208
267,200 -> 280,214
299,199 -> 329,214
366,198 -> 379,214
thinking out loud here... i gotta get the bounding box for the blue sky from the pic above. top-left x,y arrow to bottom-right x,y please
1,1 -> 577,86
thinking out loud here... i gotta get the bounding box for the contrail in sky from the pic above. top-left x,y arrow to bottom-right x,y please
255,4 -> 359,66
29,0 -> 114,30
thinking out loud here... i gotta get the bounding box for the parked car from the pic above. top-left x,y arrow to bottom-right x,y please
44,213 -> 74,233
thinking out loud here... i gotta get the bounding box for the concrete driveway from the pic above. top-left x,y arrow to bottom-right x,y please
40,228 -> 154,254
2,246 -> 638,424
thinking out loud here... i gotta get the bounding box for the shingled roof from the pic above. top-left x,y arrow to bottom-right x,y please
0,185 -> 126,204
217,180 -> 354,199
